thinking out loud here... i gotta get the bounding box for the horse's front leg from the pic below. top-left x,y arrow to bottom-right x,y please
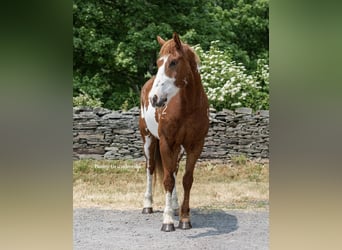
159,138 -> 180,232
161,169 -> 178,232
179,143 -> 203,229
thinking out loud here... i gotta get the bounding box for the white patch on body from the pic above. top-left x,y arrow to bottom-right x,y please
163,191 -> 174,224
149,55 -> 179,106
179,145 -> 185,159
140,104 -> 145,119
143,103 -> 159,139
143,135 -> 151,160
143,136 -> 153,208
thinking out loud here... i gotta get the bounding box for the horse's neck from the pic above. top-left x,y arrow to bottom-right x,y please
181,71 -> 206,113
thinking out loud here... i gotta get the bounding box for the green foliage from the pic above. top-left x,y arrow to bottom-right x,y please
73,0 -> 269,110
73,90 -> 103,108
120,88 -> 140,111
227,0 -> 269,67
194,42 -> 269,111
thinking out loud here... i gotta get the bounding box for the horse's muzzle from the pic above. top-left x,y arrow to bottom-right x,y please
151,95 -> 167,108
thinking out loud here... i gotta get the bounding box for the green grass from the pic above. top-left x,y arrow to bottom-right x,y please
230,154 -> 248,165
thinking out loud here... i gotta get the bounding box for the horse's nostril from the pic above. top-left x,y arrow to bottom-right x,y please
153,95 -> 158,103
151,95 -> 167,107
151,95 -> 158,106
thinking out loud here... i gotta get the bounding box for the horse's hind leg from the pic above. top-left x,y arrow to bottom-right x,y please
179,143 -> 203,229
142,134 -> 157,214
171,146 -> 184,216
171,172 -> 179,216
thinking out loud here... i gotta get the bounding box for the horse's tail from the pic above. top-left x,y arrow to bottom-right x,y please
153,140 -> 164,189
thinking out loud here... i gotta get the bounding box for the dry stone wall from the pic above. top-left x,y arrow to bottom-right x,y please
73,106 -> 269,160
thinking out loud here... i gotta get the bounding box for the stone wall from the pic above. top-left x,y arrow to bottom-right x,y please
73,106 -> 269,160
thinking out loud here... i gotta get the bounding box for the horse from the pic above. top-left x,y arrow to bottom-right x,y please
139,32 -> 209,232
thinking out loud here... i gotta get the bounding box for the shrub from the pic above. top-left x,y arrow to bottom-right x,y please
120,88 -> 140,111
194,41 -> 269,111
73,90 -> 103,108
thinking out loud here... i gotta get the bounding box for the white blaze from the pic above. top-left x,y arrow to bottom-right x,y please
149,55 -> 179,106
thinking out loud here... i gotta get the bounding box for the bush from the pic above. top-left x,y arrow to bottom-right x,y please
194,41 -> 269,111
73,90 -> 103,108
119,88 -> 140,111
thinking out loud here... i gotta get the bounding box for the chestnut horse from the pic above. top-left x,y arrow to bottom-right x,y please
139,33 -> 209,232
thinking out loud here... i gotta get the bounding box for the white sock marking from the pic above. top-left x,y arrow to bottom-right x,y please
171,172 -> 179,211
163,192 -> 174,224
143,168 -> 153,208
143,136 -> 153,208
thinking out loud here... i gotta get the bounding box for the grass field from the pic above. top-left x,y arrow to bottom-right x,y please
73,156 -> 269,210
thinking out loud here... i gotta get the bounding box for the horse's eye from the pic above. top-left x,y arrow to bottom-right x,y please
169,60 -> 177,67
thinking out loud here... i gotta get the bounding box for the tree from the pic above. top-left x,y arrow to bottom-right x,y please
73,0 -> 269,110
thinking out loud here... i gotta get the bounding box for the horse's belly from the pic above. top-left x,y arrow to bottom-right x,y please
141,103 -> 159,139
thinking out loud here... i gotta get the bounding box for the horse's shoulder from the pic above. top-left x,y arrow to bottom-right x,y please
144,76 -> 156,87
141,76 -> 155,95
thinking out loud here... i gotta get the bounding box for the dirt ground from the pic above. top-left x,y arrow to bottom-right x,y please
73,208 -> 268,250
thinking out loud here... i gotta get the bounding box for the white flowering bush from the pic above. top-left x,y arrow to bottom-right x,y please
251,58 -> 269,109
193,41 -> 269,110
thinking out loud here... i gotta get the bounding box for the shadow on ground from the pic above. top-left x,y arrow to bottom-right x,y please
187,209 -> 238,238
74,208 -> 269,250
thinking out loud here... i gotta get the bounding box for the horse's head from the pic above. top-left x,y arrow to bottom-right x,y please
149,32 -> 200,108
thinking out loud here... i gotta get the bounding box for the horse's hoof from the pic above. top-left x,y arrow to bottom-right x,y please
142,207 -> 153,214
178,221 -> 192,230
161,223 -> 175,232
173,209 -> 179,217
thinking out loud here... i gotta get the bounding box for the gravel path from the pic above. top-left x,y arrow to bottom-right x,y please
74,208 -> 268,250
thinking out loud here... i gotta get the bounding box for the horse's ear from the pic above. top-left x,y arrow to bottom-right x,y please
173,32 -> 182,51
157,36 -> 166,46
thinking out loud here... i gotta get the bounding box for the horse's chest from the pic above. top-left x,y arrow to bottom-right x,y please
141,103 -> 159,139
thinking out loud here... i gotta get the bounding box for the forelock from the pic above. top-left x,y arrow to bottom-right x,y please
158,39 -> 201,71
159,40 -> 179,57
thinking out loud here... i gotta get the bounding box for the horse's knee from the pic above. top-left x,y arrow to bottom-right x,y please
182,172 -> 193,189
163,172 -> 175,193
